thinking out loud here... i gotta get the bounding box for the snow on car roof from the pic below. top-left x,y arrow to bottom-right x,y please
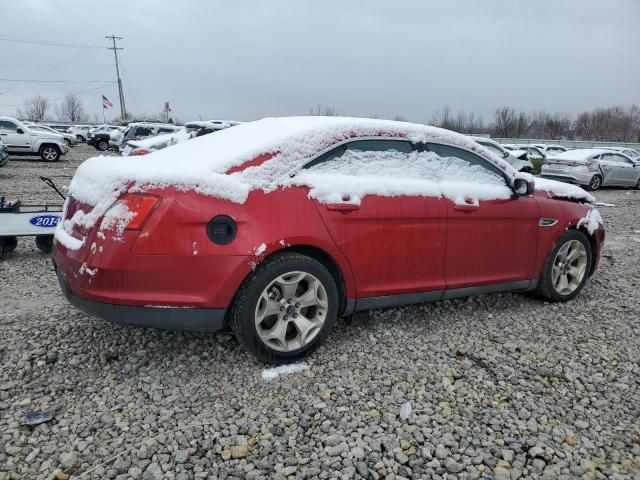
548,148 -> 610,160
128,128 -> 192,149
69,116 -> 517,206
58,117 -> 596,250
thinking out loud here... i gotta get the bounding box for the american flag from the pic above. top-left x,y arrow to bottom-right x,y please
102,95 -> 113,109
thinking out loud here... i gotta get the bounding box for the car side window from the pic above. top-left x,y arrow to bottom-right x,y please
613,154 -> 633,165
158,128 -> 175,134
346,139 -> 413,153
426,143 -> 505,179
135,127 -> 153,137
0,121 -> 17,132
303,139 -> 412,170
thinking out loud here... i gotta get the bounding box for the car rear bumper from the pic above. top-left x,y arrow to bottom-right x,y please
55,266 -> 227,331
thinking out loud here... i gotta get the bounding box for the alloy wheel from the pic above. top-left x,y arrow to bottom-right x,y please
43,147 -> 57,161
589,175 -> 601,190
551,239 -> 588,295
254,271 -> 328,352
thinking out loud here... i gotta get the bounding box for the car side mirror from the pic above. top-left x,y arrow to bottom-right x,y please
16,128 -> 24,134
513,178 -> 533,196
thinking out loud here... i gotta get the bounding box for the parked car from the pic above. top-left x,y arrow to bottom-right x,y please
25,123 -> 78,147
0,140 -> 8,167
120,120 -> 241,156
87,125 -> 124,151
119,122 -> 182,145
598,146 -> 640,163
54,117 -> 605,362
67,125 -> 93,143
541,148 -> 640,190
469,137 -> 533,172
46,123 -> 73,134
533,144 -> 568,156
0,116 -> 69,161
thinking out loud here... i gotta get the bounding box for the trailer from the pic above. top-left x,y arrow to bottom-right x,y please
0,177 -> 65,256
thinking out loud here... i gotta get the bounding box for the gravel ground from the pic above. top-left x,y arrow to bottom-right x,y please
1,146 -> 639,480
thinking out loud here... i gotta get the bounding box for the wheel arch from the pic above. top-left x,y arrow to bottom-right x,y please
279,244 -> 352,315
567,225 -> 599,276
228,242 -> 354,318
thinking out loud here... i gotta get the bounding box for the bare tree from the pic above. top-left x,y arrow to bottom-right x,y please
56,94 -> 88,122
308,104 -> 339,116
493,106 -> 518,137
16,95 -> 50,121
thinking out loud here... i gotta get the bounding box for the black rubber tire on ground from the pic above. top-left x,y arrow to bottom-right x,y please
39,144 -> 60,162
230,252 -> 339,363
586,174 -> 602,191
634,178 -> 640,190
533,229 -> 592,302
0,236 -> 18,255
64,138 -> 71,147
77,135 -> 85,143
97,140 -> 109,151
35,235 -> 54,254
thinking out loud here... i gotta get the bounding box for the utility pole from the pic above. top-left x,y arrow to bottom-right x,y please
105,35 -> 126,119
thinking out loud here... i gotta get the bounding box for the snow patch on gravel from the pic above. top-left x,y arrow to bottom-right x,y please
261,363 -> 309,380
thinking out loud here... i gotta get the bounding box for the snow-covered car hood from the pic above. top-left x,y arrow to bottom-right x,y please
531,176 -> 594,203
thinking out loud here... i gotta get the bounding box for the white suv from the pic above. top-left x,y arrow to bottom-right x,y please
0,116 -> 69,162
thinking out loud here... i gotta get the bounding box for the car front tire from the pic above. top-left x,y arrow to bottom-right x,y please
230,252 -> 339,363
39,145 -> 60,162
534,229 -> 592,302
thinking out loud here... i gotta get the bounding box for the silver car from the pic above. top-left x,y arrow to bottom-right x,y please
469,137 -> 533,172
541,148 -> 640,191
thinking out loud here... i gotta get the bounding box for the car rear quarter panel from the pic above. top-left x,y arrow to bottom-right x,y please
130,186 -> 355,304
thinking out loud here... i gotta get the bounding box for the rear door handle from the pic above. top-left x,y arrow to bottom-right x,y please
453,202 -> 479,212
325,203 -> 360,212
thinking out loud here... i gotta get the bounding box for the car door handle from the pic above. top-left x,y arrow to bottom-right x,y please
325,203 -> 360,212
453,202 -> 479,212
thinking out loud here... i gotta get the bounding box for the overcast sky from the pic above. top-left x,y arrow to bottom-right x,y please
1,0 -> 638,123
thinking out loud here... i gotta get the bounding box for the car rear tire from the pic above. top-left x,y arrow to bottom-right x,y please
230,252 -> 339,363
97,140 -> 109,151
1,236 -> 18,256
35,235 -> 54,253
77,135 -> 85,143
39,145 -> 60,162
534,230 -> 592,302
586,174 -> 602,191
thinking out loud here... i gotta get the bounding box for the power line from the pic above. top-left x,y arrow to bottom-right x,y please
0,34 -> 103,49
0,82 -> 117,107
0,78 -> 114,84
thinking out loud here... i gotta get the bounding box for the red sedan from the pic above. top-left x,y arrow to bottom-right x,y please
53,117 -> 604,362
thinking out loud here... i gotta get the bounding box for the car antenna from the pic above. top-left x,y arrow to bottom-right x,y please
39,176 -> 66,200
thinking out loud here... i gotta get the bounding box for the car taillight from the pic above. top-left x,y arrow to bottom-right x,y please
132,148 -> 150,156
112,194 -> 159,230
